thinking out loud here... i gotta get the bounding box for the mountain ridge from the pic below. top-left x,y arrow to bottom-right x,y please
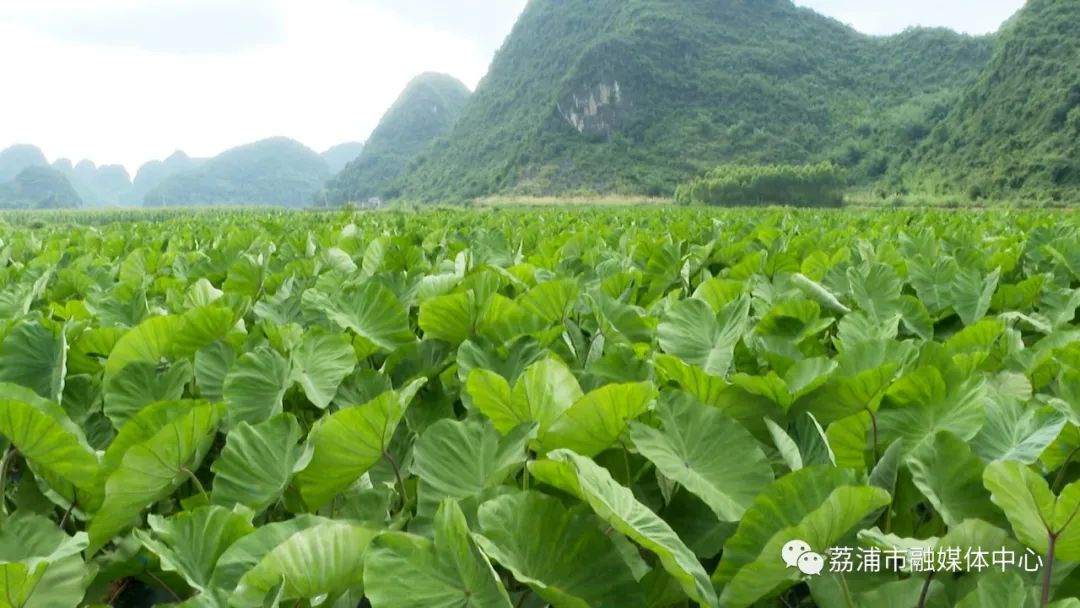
323,72 -> 472,204
391,0 -> 995,200
904,0 -> 1080,201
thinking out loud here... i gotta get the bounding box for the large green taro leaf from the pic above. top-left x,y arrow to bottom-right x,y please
466,358 -> 582,441
657,295 -> 749,377
529,450 -> 718,608
908,431 -> 1005,528
520,279 -> 579,324
877,365 -> 986,455
302,281 -> 416,353
0,321 -> 66,404
134,505 -> 255,593
209,515 -> 325,592
0,511 -> 90,604
364,499 -> 513,608
847,263 -> 903,323
172,305 -> 242,359
970,398 -> 1066,465
194,341 -> 236,403
543,381 -> 657,457
289,329 -> 357,410
412,418 -> 534,506
211,414 -> 309,514
629,391 -> 773,522
103,314 -> 182,386
293,379 -> 425,510
476,491 -> 644,608
951,267 -> 1001,326
0,512 -> 91,608
96,400 -> 199,481
231,520 -> 378,607
713,466 -> 891,608
419,291 -> 477,345
103,359 -> 191,429
0,384 -> 100,505
222,345 -> 291,428
587,292 -> 655,346
984,461 -> 1080,560
66,326 -> 124,376
955,571 -> 1034,608
87,401 -> 225,554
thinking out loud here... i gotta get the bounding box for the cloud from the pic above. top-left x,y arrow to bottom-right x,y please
797,0 -> 1024,35
0,0 -> 500,172
1,0 -> 285,54
359,0 -> 527,51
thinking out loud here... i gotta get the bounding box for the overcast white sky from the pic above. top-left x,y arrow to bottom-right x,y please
0,0 -> 1024,174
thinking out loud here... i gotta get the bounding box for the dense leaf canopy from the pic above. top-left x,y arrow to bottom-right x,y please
1,206 -> 1080,606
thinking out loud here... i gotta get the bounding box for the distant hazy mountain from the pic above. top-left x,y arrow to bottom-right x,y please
0,166 -> 82,209
324,73 -> 471,204
321,142 -> 366,174
133,151 -> 206,203
0,144 -> 49,182
1,145 -> 133,206
52,159 -> 134,206
144,137 -> 330,207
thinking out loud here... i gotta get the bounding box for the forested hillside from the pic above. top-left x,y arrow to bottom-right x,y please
324,73 -> 471,204
322,142 -> 366,174
393,0 -> 993,200
144,138 -> 330,207
0,166 -> 83,209
905,0 -> 1080,202
133,152 -> 206,204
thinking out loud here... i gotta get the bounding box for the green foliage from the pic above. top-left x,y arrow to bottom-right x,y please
0,166 -> 83,210
393,0 -> 992,200
2,206 -> 1080,606
905,0 -> 1080,201
143,137 -> 330,208
320,142 -> 365,174
675,162 -> 845,207
324,73 -> 471,204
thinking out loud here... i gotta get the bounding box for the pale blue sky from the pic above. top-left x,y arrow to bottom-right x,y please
0,0 -> 1024,173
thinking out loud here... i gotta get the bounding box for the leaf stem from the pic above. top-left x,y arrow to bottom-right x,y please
384,450 -> 409,512
105,579 -> 130,606
0,447 -> 17,515
838,573 -> 855,608
144,569 -> 183,604
620,442 -> 633,485
59,499 -> 76,530
917,572 -> 935,608
179,467 -> 209,503
1042,533 -> 1057,607
1052,446 -> 1079,493
867,409 -> 880,466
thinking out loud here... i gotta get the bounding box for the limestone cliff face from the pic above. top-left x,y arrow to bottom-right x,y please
559,80 -> 625,136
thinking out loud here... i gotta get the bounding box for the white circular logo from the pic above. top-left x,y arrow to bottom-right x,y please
797,551 -> 826,576
782,539 -> 825,576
